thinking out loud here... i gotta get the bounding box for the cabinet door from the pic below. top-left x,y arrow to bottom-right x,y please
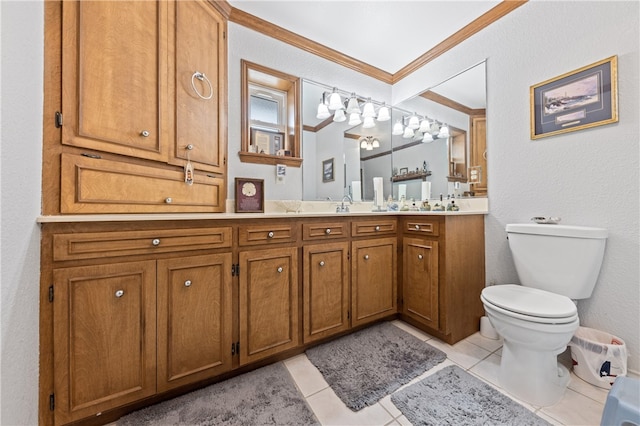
53,261 -> 156,425
303,242 -> 350,344
239,247 -> 299,365
351,237 -> 397,327
62,1 -> 168,162
157,253 -> 233,392
172,0 -> 226,174
470,116 -> 487,195
403,237 -> 439,329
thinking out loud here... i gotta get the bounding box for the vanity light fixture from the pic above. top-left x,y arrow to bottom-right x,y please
312,83 -> 389,127
346,93 -> 361,114
361,98 -> 376,118
438,123 -> 450,138
392,113 -> 451,142
377,103 -> 391,121
392,119 -> 404,135
402,126 -> 415,139
362,115 -> 376,129
333,108 -> 346,122
422,132 -> 434,143
408,114 -> 420,130
359,136 -> 380,150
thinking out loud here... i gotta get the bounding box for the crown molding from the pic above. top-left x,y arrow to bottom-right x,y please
224,0 -> 528,84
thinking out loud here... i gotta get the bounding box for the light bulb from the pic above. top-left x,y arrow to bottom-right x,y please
402,127 -> 414,139
419,119 -> 430,133
377,104 -> 390,121
438,123 -> 450,138
422,132 -> 433,143
348,113 -> 362,126
333,108 -> 346,122
316,101 -> 330,120
408,114 -> 420,130
362,98 -> 376,118
346,94 -> 361,114
372,138 -> 380,148
362,116 -> 375,128
328,89 -> 343,110
392,120 -> 404,135
366,143 -> 373,151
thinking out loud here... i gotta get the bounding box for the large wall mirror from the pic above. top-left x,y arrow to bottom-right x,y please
301,61 -> 487,201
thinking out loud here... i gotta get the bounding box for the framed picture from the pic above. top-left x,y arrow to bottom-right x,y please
399,167 -> 409,175
322,158 -> 334,182
235,178 -> 264,213
250,128 -> 286,155
530,56 -> 618,139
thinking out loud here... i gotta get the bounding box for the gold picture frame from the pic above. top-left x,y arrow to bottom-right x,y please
530,56 -> 618,139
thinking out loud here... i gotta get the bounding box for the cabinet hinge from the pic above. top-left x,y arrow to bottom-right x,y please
231,342 -> 235,356
235,341 -> 240,354
223,31 -> 226,40
347,310 -> 350,320
55,112 -> 62,128
231,263 -> 239,276
48,285 -> 54,303
49,393 -> 55,411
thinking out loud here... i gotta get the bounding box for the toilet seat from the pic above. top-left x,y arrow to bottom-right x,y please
482,285 -> 578,324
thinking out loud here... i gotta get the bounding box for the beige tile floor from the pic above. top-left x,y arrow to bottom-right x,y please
283,320 -> 622,426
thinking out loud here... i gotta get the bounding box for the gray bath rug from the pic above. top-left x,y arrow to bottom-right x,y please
391,365 -> 551,426
117,362 -> 319,426
305,321 -> 446,411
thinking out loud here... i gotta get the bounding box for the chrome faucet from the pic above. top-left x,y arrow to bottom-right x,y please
336,195 -> 352,213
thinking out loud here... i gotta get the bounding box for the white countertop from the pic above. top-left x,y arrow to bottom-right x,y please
37,199 -> 488,223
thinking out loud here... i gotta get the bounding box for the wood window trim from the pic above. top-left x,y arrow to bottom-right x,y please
240,60 -> 302,167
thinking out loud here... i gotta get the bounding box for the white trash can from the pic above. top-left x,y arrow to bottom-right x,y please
568,326 -> 627,389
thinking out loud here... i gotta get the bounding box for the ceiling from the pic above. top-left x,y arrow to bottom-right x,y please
226,0 -> 501,75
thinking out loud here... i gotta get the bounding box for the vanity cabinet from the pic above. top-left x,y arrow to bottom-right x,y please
238,247 -> 300,365
52,261 -> 158,425
351,219 -> 398,327
400,215 -> 485,344
157,253 -> 233,392
302,221 -> 350,344
56,0 -> 226,214
46,223 -> 233,424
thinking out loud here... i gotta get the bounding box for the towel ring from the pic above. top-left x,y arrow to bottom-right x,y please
191,71 -> 213,100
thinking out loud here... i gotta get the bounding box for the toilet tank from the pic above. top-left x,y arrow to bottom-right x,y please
506,224 -> 607,299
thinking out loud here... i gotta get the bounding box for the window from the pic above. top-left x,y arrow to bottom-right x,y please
240,60 -> 302,167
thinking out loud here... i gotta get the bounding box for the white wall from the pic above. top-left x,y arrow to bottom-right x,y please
0,1 -> 44,424
396,1 -> 640,371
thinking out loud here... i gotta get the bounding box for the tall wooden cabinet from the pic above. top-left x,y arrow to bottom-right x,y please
470,116 -> 487,196
56,0 -> 226,214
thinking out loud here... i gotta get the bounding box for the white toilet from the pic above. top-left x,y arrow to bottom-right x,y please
481,223 -> 607,406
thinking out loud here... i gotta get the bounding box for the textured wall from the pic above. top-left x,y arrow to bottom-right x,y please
0,1 -> 44,424
396,1 -> 640,371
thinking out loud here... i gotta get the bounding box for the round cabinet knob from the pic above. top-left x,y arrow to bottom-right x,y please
418,254 -> 423,260
140,130 -> 150,137
319,261 -> 325,267
375,226 -> 380,231
325,228 -> 331,235
267,231 -> 275,238
115,290 -> 124,298
364,254 -> 369,260
165,197 -> 173,204
415,224 -> 421,230
184,280 -> 192,287
186,144 -> 194,150
277,266 -> 283,273
152,239 -> 161,246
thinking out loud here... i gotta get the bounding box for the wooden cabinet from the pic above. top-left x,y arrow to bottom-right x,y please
53,261 -> 157,425
302,241 -> 350,344
157,253 -> 233,392
239,247 -> 299,365
402,237 -> 439,329
351,237 -> 397,327
400,215 -> 485,344
57,0 -> 227,214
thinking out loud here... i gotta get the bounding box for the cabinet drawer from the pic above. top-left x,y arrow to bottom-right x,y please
238,223 -> 298,246
53,227 -> 232,261
404,219 -> 440,236
351,219 -> 397,237
303,222 -> 347,241
61,153 -> 225,213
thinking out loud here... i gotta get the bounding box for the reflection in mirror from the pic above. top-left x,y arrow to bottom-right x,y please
301,61 -> 486,202
393,61 -> 487,200
301,80 -> 392,202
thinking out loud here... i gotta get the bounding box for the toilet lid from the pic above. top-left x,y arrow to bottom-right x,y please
481,285 -> 577,319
